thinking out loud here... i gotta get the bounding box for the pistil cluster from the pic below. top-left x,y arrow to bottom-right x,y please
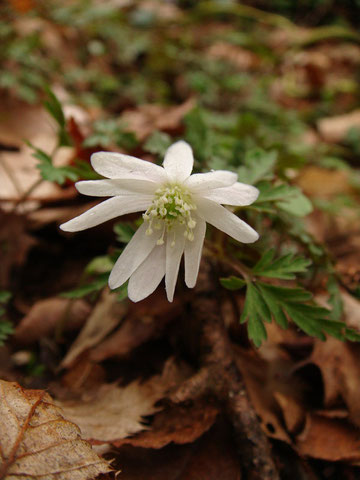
143,184 -> 197,246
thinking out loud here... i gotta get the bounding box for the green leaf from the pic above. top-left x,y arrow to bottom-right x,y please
114,223 -> 136,244
37,162 -> 79,185
44,86 -> 65,128
43,87 -> 71,146
144,131 -> 172,156
258,282 -> 344,341
345,328 -> 360,342
252,249 -> 311,280
237,148 -> 277,185
85,255 -> 115,274
0,320 -> 14,346
276,188 -> 313,217
240,282 -> 270,347
220,276 -> 246,290
256,183 -> 313,217
0,291 -> 11,304
61,273 -> 109,298
327,276 -> 343,321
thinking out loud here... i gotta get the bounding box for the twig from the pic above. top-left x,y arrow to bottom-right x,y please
0,153 -> 24,197
171,259 -> 279,480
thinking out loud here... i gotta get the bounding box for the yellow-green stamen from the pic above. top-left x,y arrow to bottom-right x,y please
143,184 -> 197,246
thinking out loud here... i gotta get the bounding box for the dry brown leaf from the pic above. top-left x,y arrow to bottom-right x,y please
113,420 -> 240,480
58,359 -> 187,444
310,338 -> 360,426
0,210 -> 37,289
235,348 -> 292,443
90,290 -> 182,362
114,400 -> 219,449
0,379 -> 111,480
207,42 -> 260,70
0,101 -> 70,203
273,391 -> 305,435
342,290 -> 360,332
121,98 -> 195,141
317,109 -> 360,143
61,289 -> 127,368
15,298 -> 91,344
297,166 -> 351,197
296,413 -> 360,462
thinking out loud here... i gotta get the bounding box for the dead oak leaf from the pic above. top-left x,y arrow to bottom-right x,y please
0,379 -> 111,480
58,374 -> 171,444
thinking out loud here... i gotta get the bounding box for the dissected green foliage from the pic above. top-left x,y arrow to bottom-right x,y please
1,0 -> 360,349
221,251 -> 360,347
0,291 -> 13,346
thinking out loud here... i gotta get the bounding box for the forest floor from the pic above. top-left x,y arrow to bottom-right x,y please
1,1 -> 360,479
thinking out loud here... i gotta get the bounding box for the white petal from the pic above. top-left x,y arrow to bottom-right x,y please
60,195 -> 152,232
109,222 -> 162,289
195,197 -> 259,243
91,151 -> 167,183
184,216 -> 206,288
127,245 -> 166,302
185,171 -> 237,193
165,226 -> 186,302
202,182 -> 259,206
163,141 -> 194,182
76,178 -> 158,197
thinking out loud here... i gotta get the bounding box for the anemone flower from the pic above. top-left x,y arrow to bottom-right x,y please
60,141 -> 259,302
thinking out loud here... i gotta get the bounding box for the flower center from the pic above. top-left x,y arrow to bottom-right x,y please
143,184 -> 197,246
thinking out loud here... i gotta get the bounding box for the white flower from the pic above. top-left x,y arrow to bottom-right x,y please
60,141 -> 259,302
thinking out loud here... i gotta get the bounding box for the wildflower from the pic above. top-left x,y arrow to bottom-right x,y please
60,141 -> 259,302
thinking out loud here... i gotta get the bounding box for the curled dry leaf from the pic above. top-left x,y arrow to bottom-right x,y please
15,297 -> 91,344
0,379 -> 112,480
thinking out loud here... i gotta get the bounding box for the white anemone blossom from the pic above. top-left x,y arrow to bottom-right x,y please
60,141 -> 259,302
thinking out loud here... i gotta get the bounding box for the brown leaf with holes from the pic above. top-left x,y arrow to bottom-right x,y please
15,297 -> 90,344
114,400 -> 219,449
0,379 -> 111,480
235,348 -> 292,443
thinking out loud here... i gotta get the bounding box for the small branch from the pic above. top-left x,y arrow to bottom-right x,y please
171,259 -> 279,480
0,153 -> 23,197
